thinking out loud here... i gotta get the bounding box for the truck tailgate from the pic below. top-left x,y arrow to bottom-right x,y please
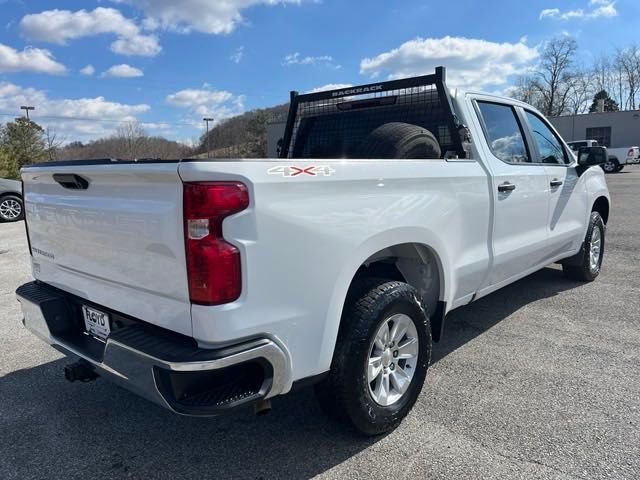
21,162 -> 192,336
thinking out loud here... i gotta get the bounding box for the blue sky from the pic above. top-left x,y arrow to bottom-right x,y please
0,0 -> 634,143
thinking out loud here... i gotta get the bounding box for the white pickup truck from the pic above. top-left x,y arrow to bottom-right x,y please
567,140 -> 640,173
16,67 -> 610,436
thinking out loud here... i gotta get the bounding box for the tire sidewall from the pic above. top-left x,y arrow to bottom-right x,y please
603,158 -> 618,173
344,286 -> 431,434
585,212 -> 605,278
0,195 -> 23,222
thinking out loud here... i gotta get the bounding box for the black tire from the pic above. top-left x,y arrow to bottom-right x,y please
314,278 -> 432,436
562,211 -> 605,282
0,195 -> 24,222
603,157 -> 619,173
615,164 -> 625,172
359,122 -> 441,159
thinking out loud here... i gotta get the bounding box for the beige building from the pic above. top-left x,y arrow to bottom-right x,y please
549,110 -> 640,148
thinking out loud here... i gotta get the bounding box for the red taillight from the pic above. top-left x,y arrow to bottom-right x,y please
183,182 -> 249,305
628,148 -> 635,157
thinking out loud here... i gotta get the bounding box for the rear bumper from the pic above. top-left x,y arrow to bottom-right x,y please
16,281 -> 288,416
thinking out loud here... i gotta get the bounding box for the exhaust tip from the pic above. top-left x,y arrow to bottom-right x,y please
254,399 -> 272,416
64,360 -> 98,383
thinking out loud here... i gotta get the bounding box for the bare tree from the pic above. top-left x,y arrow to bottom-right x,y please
511,37 -> 580,117
566,70 -> 595,114
44,126 -> 65,161
615,46 -> 640,109
115,121 -> 147,159
512,76 -> 544,110
534,37 -> 579,117
592,55 -> 615,94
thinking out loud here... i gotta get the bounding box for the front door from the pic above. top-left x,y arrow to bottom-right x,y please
473,99 -> 550,287
522,110 -> 588,257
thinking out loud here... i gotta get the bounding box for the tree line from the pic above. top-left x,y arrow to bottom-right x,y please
0,102 -> 288,180
0,119 -> 190,179
512,37 -> 640,116
196,103 -> 289,159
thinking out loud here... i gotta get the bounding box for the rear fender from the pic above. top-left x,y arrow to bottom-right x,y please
317,227 -> 452,373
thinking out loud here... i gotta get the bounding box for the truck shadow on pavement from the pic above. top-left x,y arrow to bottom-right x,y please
0,266 -> 583,480
432,265 -> 583,363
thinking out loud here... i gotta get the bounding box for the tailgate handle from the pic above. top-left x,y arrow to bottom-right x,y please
53,174 -> 90,190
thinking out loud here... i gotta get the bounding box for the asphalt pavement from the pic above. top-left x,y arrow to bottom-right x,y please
1,167 -> 639,479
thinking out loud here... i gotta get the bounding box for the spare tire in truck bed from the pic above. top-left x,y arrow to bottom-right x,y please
359,122 -> 442,159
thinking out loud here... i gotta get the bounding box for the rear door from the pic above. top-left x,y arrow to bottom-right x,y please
21,161 -> 193,336
521,110 -> 588,257
472,98 -> 550,288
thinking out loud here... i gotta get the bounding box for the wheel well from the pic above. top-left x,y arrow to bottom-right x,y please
0,192 -> 22,201
347,243 -> 447,341
592,196 -> 609,224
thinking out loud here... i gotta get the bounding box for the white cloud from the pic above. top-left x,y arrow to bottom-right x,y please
20,7 -> 161,56
80,64 -> 95,76
540,8 -> 561,19
0,81 -> 150,139
230,46 -> 244,64
359,36 -> 539,90
306,83 -> 353,93
0,43 -> 66,74
539,0 -> 617,20
111,33 -> 161,57
115,0 -> 302,35
166,85 -> 245,123
102,64 -> 144,78
283,52 -> 340,69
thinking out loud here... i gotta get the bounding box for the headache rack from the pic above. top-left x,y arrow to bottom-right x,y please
279,66 -> 467,159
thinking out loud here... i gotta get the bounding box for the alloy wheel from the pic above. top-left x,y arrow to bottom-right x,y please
367,313 -> 419,406
0,198 -> 21,221
589,226 -> 602,272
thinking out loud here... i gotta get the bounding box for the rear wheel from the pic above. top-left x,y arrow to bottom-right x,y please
562,211 -> 605,282
0,195 -> 24,222
314,279 -> 432,436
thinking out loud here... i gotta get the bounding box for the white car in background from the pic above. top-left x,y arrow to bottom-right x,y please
567,140 -> 640,173
0,177 -> 24,222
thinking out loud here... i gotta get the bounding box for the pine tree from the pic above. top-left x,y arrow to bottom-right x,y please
0,117 -> 47,169
589,90 -> 619,113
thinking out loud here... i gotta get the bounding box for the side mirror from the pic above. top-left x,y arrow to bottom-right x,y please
577,146 -> 607,166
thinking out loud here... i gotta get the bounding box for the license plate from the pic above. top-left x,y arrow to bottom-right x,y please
82,305 -> 111,341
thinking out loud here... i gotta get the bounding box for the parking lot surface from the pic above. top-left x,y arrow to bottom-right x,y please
1,167 -> 639,480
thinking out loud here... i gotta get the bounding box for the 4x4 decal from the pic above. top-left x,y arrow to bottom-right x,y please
267,165 -> 336,177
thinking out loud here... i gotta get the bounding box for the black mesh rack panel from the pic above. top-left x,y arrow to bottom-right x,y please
280,66 -> 465,159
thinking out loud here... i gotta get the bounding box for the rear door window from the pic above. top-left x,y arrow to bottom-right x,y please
477,101 -> 530,163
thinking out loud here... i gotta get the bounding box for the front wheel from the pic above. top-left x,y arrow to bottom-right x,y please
562,211 -> 605,282
0,195 -> 24,222
314,279 -> 432,436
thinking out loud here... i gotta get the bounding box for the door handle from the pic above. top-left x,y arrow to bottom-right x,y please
498,182 -> 516,193
550,178 -> 563,188
52,173 -> 90,190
